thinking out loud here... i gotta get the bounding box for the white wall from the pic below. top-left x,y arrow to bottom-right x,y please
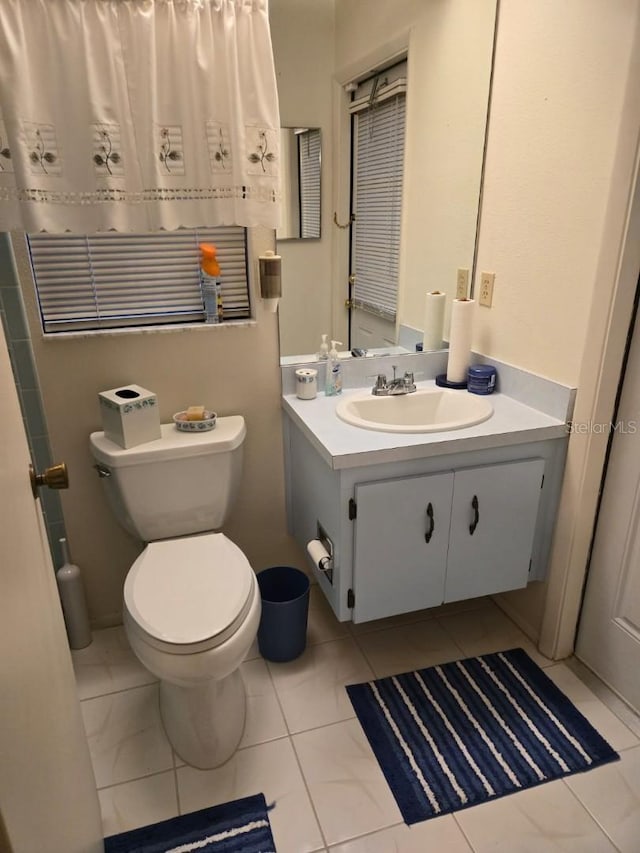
474,0 -> 638,387
270,0 -> 334,357
475,0 -> 640,638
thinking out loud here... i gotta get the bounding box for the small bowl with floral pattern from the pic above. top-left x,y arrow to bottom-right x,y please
173,410 -> 217,432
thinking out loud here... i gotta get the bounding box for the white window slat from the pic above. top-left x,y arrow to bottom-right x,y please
298,128 -> 321,239
28,226 -> 250,333
351,77 -> 406,320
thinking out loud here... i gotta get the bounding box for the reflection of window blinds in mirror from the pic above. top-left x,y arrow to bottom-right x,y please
350,63 -> 406,322
298,129 -> 321,239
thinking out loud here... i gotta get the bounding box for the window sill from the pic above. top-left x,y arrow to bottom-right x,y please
40,318 -> 257,340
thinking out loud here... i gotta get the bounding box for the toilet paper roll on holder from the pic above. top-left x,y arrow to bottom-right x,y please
307,523 -> 334,584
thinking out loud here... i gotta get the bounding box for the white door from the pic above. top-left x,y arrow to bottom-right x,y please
576,300 -> 640,713
0,323 -> 103,852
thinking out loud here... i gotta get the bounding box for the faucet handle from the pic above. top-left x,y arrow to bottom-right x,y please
370,373 -> 387,395
403,371 -> 414,384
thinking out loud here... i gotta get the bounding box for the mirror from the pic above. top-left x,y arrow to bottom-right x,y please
271,0 -> 498,362
277,128 -> 321,241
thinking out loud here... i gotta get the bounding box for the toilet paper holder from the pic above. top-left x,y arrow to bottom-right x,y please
316,522 -> 334,583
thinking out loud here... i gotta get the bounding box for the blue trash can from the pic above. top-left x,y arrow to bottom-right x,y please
257,566 -> 310,663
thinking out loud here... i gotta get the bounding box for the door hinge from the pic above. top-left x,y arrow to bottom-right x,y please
348,498 -> 357,520
541,474 -> 545,489
529,558 -> 533,573
347,588 -> 355,608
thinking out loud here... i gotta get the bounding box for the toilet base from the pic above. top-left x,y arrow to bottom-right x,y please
159,669 -> 247,769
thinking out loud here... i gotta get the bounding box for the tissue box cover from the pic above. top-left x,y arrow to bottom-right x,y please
98,385 -> 161,449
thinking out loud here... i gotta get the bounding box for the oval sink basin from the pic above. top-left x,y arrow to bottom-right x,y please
335,388 -> 493,433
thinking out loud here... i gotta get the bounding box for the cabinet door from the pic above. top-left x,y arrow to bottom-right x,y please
445,458 -> 545,602
352,472 -> 453,622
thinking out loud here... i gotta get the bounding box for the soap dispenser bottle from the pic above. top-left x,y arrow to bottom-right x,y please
325,340 -> 343,396
318,334 -> 329,360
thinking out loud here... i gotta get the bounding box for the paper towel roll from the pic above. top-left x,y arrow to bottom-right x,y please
422,291 -> 446,351
446,298 -> 475,383
306,539 -> 332,572
296,368 -> 318,400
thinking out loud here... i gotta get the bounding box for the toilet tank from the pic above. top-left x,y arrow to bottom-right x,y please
90,416 -> 246,542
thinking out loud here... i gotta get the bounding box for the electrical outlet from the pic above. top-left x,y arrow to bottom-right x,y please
456,268 -> 469,300
479,272 -> 495,308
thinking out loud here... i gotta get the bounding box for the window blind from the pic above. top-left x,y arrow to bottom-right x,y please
298,128 -> 321,239
350,65 -> 407,322
27,227 -> 249,333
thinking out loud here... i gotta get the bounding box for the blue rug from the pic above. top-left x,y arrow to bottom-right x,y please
104,792 -> 276,852
347,648 -> 619,825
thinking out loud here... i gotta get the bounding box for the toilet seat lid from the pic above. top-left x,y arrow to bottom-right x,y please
124,533 -> 253,646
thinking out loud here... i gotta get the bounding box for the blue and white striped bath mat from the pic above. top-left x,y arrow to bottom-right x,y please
347,648 -> 619,824
104,792 -> 275,852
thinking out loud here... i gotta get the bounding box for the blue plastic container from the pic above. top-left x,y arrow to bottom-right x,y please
467,364 -> 497,395
257,566 -> 310,662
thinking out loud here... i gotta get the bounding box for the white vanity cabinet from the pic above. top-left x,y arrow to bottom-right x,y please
352,472 -> 453,622
352,459 -> 545,622
283,406 -> 568,625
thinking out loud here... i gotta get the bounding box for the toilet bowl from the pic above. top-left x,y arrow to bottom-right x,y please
90,417 -> 259,769
122,533 -> 261,768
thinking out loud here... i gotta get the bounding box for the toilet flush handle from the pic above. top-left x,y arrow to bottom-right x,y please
93,463 -> 111,479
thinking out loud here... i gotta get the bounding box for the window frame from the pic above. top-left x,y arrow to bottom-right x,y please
26,226 -> 251,335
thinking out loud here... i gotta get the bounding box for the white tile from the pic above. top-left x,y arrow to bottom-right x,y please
566,657 -> 640,739
454,779 -> 617,852
177,737 -> 324,853
348,596 -> 490,637
308,585 -> 350,644
81,683 -> 173,788
244,637 -> 260,661
544,663 -> 639,753
328,815 -> 473,852
565,744 -> 640,852
437,602 -> 552,668
71,625 -> 156,700
99,771 -> 178,838
354,618 -> 464,679
239,658 -> 288,748
269,638 -> 374,733
293,718 -> 403,847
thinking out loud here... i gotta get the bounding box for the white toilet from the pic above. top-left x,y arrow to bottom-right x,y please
89,416 -> 261,769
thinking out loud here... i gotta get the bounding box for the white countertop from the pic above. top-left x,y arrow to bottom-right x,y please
282,381 -> 568,470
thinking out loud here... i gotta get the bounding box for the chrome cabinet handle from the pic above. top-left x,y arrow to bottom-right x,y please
425,502 -> 434,543
469,495 -> 479,535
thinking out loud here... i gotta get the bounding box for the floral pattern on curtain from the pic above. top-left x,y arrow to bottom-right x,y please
0,0 -> 281,232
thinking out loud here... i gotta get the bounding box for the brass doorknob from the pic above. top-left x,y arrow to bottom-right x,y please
30,462 -> 69,497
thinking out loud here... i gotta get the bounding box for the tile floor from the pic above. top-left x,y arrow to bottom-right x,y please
72,591 -> 640,852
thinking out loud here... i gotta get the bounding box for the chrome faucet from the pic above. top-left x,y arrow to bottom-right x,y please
371,365 -> 417,396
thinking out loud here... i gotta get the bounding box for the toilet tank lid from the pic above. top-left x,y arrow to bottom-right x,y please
90,415 -> 246,467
